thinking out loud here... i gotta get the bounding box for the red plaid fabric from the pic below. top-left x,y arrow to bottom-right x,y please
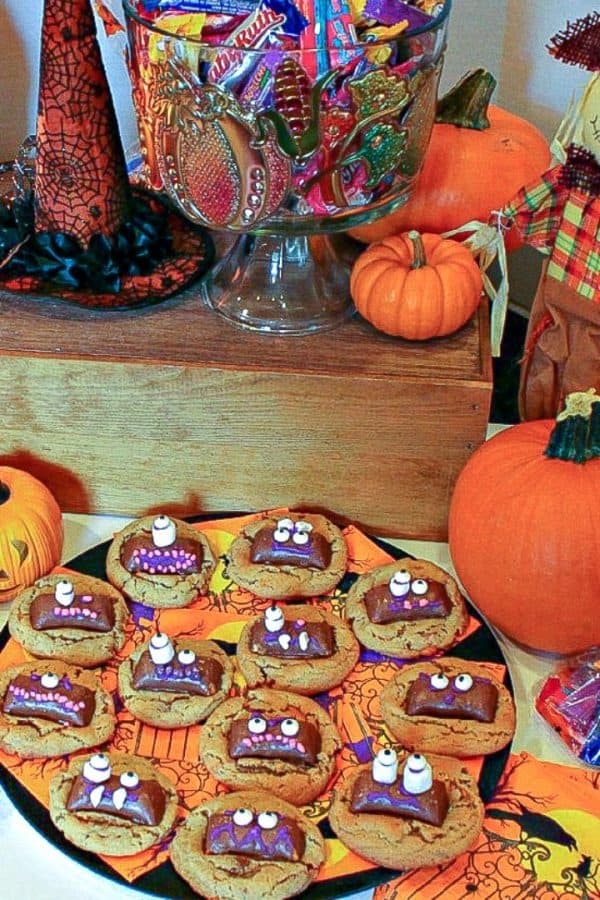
504,164 -> 600,302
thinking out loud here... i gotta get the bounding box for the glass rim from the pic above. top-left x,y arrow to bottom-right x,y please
122,0 -> 452,54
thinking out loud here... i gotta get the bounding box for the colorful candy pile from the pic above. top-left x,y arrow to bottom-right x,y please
536,649 -> 600,767
127,0 -> 449,223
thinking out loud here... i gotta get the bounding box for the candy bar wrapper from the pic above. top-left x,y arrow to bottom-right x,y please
207,0 -> 306,89
239,48 -> 283,106
157,0 -> 258,12
363,0 -> 432,28
147,12 -> 207,68
297,0 -> 360,79
535,648 -> 600,767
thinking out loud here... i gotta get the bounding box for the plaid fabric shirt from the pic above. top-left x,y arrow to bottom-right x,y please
504,163 -> 600,302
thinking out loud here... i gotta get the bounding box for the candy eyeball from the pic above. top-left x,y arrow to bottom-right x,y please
248,715 -> 267,735
273,522 -> 292,542
411,578 -> 429,596
280,718 -> 300,737
119,771 -> 140,789
83,753 -> 112,784
372,747 -> 398,784
430,673 -> 449,690
257,811 -> 279,830
293,521 -> 313,534
292,530 -> 309,545
152,515 -> 176,548
177,649 -> 196,665
40,672 -> 60,690
233,808 -> 254,827
55,580 -> 74,606
377,747 -> 397,765
402,753 -> 433,795
149,632 -> 175,665
389,569 -> 411,597
454,673 -> 474,692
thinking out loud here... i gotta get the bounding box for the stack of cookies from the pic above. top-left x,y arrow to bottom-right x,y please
0,509 -> 516,900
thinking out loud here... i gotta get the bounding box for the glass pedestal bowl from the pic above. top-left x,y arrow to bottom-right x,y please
124,1 -> 451,334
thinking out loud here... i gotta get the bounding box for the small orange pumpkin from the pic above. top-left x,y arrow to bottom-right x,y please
448,390 -> 600,654
350,230 -> 483,339
0,467 -> 63,603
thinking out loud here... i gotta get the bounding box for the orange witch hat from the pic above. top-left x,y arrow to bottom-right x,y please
34,0 -> 130,245
0,0 -> 213,309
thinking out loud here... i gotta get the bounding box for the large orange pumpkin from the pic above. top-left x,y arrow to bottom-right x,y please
448,390 -> 600,654
349,70 -> 551,251
0,467 -> 63,603
351,230 -> 483,339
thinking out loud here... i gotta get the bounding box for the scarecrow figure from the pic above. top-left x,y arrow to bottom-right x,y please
0,0 -> 213,308
501,12 -> 600,420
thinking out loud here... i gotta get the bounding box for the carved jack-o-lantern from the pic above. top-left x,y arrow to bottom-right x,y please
0,468 -> 63,602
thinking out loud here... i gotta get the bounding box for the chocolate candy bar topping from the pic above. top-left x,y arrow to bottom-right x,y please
132,633 -> 223,696
405,671 -> 499,723
250,518 -> 332,569
2,670 -> 96,727
251,606 -> 334,658
229,713 -> 321,765
120,516 -> 204,576
364,570 -> 451,624
206,807 -> 306,862
66,755 -> 166,826
30,579 -> 115,633
350,751 -> 449,826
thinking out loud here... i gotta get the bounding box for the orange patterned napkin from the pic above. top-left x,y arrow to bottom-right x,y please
0,510 -> 483,889
374,751 -> 600,900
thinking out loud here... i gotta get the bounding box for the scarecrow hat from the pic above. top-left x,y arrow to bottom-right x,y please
547,11 -> 600,72
0,0 -> 213,309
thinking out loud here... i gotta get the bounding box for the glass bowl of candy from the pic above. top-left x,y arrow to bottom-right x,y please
124,0 -> 451,333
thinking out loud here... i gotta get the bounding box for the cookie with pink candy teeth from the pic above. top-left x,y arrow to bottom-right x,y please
106,514 -> 216,608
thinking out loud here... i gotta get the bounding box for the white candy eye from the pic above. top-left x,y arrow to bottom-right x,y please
233,808 -> 253,827
402,753 -> 433,794
406,752 -> 427,772
273,527 -> 291,543
55,580 -> 75,606
177,649 -> 196,665
278,518 -> 295,531
40,672 -> 60,689
280,718 -> 300,737
411,579 -> 429,596
257,811 -> 279,830
119,771 -> 140,789
389,570 -> 411,597
454,673 -> 474,692
293,521 -> 313,534
376,747 -> 397,765
83,754 -> 112,784
430,673 -> 449,690
152,515 -> 176,548
248,715 -> 267,735
292,531 -> 309,545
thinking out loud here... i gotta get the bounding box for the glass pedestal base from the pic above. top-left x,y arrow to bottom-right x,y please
201,232 -> 357,335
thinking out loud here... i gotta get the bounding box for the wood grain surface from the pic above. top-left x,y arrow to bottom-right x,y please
0,286 -> 492,539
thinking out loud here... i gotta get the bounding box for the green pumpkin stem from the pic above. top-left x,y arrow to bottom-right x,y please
545,389 -> 600,463
0,482 -> 10,505
435,68 -> 496,130
408,231 -> 426,269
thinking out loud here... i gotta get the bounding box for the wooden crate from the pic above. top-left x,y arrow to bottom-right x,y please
0,286 -> 492,540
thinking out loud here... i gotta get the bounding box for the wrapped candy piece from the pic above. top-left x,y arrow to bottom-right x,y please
363,0 -> 432,29
536,649 -> 600,767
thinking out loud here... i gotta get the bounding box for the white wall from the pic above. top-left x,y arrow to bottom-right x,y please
0,0 -> 594,307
